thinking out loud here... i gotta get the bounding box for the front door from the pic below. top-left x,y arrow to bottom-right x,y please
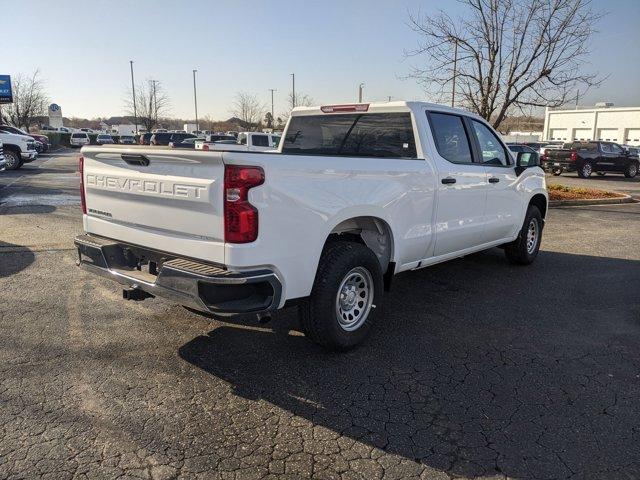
427,111 -> 488,257
467,119 -> 522,242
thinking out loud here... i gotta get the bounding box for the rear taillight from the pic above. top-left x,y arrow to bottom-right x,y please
79,156 -> 87,214
570,151 -> 578,162
224,165 -> 264,243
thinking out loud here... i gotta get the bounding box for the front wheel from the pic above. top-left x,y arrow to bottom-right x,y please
3,150 -> 22,170
624,162 -> 638,178
300,241 -> 383,351
577,162 -> 593,178
504,206 -> 543,265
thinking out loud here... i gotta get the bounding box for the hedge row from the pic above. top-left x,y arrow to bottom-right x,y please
43,132 -> 139,148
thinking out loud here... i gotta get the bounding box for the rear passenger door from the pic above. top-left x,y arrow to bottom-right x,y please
467,119 -> 522,243
427,111 -> 488,257
610,143 -> 627,171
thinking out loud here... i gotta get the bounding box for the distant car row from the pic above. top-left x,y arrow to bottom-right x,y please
69,132 -> 136,147
506,141 -> 639,178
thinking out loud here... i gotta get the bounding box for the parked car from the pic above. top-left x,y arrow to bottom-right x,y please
80,128 -> 96,134
96,134 -> 115,145
169,137 -> 201,149
0,141 -> 6,171
0,131 -> 38,170
545,141 -> 639,178
74,101 -> 547,350
196,132 -> 279,152
507,144 -> 538,155
0,126 -> 50,152
58,127 -> 73,133
150,132 -> 194,146
139,133 -> 153,145
119,135 -> 136,145
70,132 -> 91,148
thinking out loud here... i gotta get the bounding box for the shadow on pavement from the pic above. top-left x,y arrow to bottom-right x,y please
0,241 -> 36,277
179,249 -> 640,478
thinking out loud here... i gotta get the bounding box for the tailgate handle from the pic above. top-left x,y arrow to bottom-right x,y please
121,154 -> 150,166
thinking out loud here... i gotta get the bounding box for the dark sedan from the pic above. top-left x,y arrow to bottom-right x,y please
169,137 -> 202,149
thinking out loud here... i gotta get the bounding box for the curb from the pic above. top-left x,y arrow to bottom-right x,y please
549,194 -> 636,207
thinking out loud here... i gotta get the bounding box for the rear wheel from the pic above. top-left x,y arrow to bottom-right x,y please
577,162 -> 593,178
4,150 -> 21,170
300,241 -> 383,351
504,205 -> 543,265
624,162 -> 638,178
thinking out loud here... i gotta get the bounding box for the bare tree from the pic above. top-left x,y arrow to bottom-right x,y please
231,92 -> 265,130
279,91 -> 315,122
1,70 -> 49,131
124,79 -> 170,132
405,0 -> 604,129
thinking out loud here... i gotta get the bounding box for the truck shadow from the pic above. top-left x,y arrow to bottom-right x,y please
0,241 -> 36,277
179,249 -> 640,478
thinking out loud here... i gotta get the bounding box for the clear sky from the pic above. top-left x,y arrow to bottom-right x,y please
4,0 -> 640,121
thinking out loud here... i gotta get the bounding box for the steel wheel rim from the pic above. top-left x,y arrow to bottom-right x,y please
526,218 -> 539,254
335,266 -> 374,332
583,164 -> 592,176
5,152 -> 18,169
630,164 -> 637,176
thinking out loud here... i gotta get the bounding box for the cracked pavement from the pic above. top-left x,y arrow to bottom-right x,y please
1,152 -> 639,479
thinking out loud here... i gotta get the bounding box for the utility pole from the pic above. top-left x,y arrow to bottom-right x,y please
358,83 -> 364,103
575,89 -> 580,108
451,39 -> 458,107
291,73 -> 296,108
149,79 -> 158,128
129,61 -> 138,135
388,96 -> 392,102
192,69 -> 199,131
268,88 -> 276,125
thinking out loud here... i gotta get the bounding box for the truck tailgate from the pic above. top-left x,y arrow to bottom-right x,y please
81,147 -> 225,264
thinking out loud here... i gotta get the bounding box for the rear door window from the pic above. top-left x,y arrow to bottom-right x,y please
427,112 -> 473,164
282,112 -> 417,158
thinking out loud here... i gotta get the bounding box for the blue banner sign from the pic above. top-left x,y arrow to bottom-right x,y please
0,75 -> 13,104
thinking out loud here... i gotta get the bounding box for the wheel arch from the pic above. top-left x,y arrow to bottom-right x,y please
323,215 -> 395,276
529,193 -> 548,220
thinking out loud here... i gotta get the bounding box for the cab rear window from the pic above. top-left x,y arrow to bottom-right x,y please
282,113 -> 417,158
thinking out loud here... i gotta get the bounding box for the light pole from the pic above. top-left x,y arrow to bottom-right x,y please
129,61 -> 138,135
192,69 -> 199,132
291,73 -> 296,108
451,39 -> 458,107
358,83 -> 364,103
268,88 -> 276,127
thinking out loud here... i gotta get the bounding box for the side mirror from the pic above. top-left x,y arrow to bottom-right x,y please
515,151 -> 540,176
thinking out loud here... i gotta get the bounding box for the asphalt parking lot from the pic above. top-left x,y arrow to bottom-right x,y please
1,151 -> 640,479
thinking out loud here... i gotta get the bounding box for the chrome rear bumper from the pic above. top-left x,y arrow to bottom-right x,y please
74,234 -> 282,316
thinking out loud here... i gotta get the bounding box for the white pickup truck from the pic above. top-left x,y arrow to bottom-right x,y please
75,102 -> 547,350
195,132 -> 280,152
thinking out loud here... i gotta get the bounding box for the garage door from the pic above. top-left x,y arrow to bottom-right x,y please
572,128 -> 591,141
597,128 -> 619,142
549,129 -> 569,141
625,129 -> 640,145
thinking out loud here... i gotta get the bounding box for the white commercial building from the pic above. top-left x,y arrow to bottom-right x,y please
543,104 -> 640,146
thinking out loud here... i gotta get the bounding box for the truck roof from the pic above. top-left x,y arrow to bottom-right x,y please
290,101 -> 481,119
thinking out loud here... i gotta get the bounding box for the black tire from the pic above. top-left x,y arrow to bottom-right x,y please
300,241 -> 383,351
624,162 -> 638,178
504,205 -> 543,265
596,171 -> 606,176
4,150 -> 22,170
552,168 -> 562,176
577,162 -> 593,178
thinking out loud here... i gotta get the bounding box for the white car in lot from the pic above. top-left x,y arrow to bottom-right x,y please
196,132 -> 280,152
75,101 -> 547,350
0,131 -> 38,170
70,132 -> 91,147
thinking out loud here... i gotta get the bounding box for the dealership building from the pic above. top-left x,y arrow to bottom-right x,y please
542,104 -> 640,146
